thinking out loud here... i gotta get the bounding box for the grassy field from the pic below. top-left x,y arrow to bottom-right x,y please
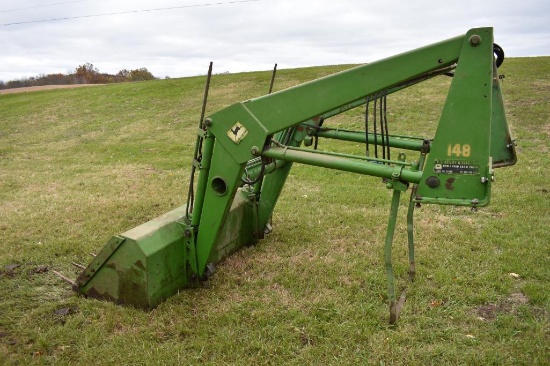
0,57 -> 548,365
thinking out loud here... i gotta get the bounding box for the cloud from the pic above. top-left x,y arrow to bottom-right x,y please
1,0 -> 549,82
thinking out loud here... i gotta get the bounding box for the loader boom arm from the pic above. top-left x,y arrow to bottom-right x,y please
207,34 -> 464,164
191,27 -> 514,276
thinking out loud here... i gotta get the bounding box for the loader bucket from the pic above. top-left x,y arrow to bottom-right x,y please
75,191 -> 253,309
75,206 -> 190,308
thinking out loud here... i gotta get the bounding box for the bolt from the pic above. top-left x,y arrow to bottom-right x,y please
471,198 -> 479,205
481,177 -> 488,183
203,118 -> 213,127
469,35 -> 481,46
250,146 -> 260,156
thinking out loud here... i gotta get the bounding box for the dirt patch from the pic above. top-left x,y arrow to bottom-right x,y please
0,263 -> 21,278
476,292 -> 530,321
0,84 -> 104,95
1,263 -> 49,278
29,265 -> 49,275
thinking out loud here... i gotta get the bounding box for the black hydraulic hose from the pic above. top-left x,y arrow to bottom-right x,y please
383,91 -> 390,162
379,92 -> 386,160
186,62 -> 213,220
313,117 -> 324,150
365,95 -> 371,157
493,43 -> 504,68
268,63 -> 278,94
242,158 -> 267,186
373,93 -> 378,159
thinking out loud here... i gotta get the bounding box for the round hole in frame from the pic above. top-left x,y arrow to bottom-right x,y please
211,177 -> 228,196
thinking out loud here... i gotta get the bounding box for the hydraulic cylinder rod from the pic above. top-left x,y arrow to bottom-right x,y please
261,146 -> 422,184
190,133 -> 215,227
315,129 -> 428,152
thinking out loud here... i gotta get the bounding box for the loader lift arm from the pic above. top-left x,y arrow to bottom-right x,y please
72,27 -> 516,323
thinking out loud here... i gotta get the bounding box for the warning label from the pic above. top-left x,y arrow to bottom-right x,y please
434,160 -> 479,175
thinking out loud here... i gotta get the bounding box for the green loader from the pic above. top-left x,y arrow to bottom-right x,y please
58,27 -> 516,323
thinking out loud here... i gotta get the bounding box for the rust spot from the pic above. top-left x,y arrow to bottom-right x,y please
445,178 -> 455,191
134,260 -> 145,270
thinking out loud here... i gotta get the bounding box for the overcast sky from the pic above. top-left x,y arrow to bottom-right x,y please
1,0 -> 549,82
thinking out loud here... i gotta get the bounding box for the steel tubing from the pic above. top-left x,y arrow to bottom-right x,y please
315,129 -> 427,151
261,146 -> 422,184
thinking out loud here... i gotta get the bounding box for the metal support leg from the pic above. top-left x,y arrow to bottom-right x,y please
406,188 -> 417,282
385,189 -> 403,324
406,143 -> 428,282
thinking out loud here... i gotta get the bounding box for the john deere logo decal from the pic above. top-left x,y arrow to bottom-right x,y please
227,122 -> 248,144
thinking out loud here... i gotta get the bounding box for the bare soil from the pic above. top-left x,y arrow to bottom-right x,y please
476,292 -> 530,320
0,84 -> 104,95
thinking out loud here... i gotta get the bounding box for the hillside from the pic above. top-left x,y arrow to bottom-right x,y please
0,57 -> 548,364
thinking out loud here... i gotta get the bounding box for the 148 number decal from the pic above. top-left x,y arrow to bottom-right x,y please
447,144 -> 471,157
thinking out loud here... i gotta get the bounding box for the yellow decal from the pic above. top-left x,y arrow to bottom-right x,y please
227,122 -> 248,144
447,144 -> 471,157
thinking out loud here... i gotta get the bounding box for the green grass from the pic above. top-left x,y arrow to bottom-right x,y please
1,58 -> 549,365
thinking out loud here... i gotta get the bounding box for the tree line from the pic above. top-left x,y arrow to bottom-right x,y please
0,63 -> 157,90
